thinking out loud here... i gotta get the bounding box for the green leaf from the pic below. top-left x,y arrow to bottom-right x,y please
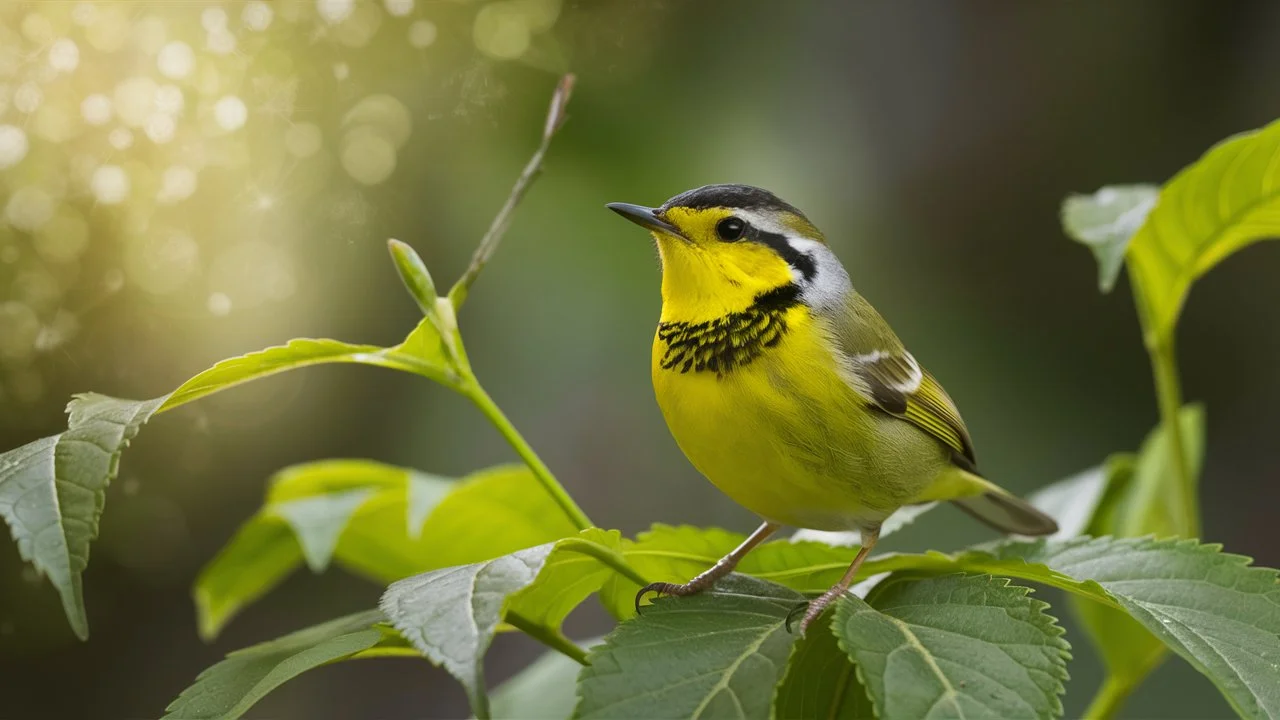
195,461 -> 585,640
163,610 -> 386,720
491,640 -> 602,720
404,465 -> 582,572
160,331 -> 455,411
272,490 -> 378,572
774,611 -> 874,720
1124,120 -> 1280,338
1070,595 -> 1166,687
574,575 -> 804,719
0,393 -> 162,640
833,574 -> 1070,720
194,459 -> 456,639
1062,185 -> 1159,292
1043,453 -> 1165,689
380,543 -> 555,718
904,538 -> 1280,719
600,524 -> 856,620
506,529 -> 625,631
193,513 -> 304,641
3,320 -> 459,640
1119,404 -> 1205,538
378,530 -> 620,718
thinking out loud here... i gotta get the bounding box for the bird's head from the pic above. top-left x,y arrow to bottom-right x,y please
608,184 -> 849,319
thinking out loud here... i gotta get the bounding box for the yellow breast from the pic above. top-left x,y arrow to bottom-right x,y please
652,305 -> 945,530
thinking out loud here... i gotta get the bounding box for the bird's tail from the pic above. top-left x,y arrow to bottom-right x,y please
951,475 -> 1058,536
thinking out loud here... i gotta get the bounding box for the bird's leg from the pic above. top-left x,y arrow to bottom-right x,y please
635,521 -> 780,612
796,526 -> 880,635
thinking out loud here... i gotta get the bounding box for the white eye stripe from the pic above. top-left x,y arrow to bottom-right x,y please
724,209 -> 852,309
787,237 -> 851,310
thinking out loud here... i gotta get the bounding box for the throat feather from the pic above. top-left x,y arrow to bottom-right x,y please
657,284 -> 800,376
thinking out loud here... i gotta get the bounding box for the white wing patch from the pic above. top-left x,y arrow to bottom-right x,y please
853,350 -> 923,393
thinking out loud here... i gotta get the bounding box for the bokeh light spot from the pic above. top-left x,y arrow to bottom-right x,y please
71,2 -> 97,26
332,1 -> 383,47
317,0 -> 355,25
48,38 -> 80,73
34,310 -> 79,354
0,125 -> 29,169
408,20 -> 437,48
214,95 -> 248,131
201,7 -> 228,33
384,0 -> 415,17
108,127 -> 134,151
341,127 -> 397,185
207,291 -> 232,316
14,82 -> 42,114
91,165 -> 131,205
155,84 -> 185,115
5,187 -> 55,232
343,94 -> 412,148
145,113 -> 176,144
207,29 -> 237,56
158,165 -> 198,204
157,41 -> 195,80
474,3 -> 532,60
81,94 -> 113,125
242,1 -> 274,31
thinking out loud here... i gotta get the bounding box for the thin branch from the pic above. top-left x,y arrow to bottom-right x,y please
448,74 -> 576,310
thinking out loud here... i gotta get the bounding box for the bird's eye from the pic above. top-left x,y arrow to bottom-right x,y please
715,217 -> 746,241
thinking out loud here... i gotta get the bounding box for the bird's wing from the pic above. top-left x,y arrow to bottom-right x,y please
848,351 -> 977,469
827,293 -> 978,469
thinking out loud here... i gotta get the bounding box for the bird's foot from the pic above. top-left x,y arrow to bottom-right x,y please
634,580 -> 709,614
784,602 -> 809,633
790,585 -> 844,636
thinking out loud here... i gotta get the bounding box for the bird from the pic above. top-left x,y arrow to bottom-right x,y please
607,184 -> 1058,634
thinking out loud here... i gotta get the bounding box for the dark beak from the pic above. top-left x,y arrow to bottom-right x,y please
606,202 -> 683,236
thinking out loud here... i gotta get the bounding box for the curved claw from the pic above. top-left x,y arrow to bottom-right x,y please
784,601 -> 810,634
634,582 -> 679,615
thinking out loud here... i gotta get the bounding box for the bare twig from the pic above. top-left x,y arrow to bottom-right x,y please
448,74 -> 576,310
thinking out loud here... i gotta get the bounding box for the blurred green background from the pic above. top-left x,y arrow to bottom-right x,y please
2,1 -> 1279,717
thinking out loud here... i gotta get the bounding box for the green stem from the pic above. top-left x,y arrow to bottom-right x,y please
1130,265 -> 1199,538
561,537 -> 650,586
505,610 -> 590,665
1083,675 -> 1136,720
1147,336 -> 1199,538
466,383 -> 593,532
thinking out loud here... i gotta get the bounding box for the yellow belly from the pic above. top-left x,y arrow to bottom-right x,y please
652,308 -> 947,530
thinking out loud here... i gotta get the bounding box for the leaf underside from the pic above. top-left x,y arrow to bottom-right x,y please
0,394 -> 163,639
195,463 -> 576,640
1,320 -> 454,640
163,610 -> 386,720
